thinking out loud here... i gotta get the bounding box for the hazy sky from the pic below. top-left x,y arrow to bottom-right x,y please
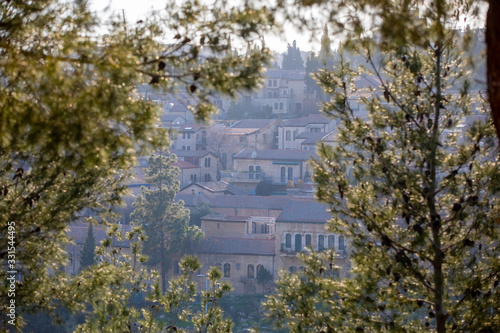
90,0 -> 319,53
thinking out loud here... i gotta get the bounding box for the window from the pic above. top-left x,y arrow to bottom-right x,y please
190,188 -> 196,194
221,153 -> 227,165
286,131 -> 291,141
182,133 -> 186,139
289,266 -> 297,273
311,128 -> 321,132
190,174 -> 197,182
283,90 -> 288,96
252,222 -> 256,233
187,133 -> 191,139
224,263 -> 231,277
295,234 -> 302,252
268,79 -> 272,87
318,235 -> 325,252
247,264 -> 254,278
174,261 -> 180,275
274,102 -> 278,109
281,167 -> 286,183
279,102 -> 283,110
285,233 -> 292,248
208,157 -> 211,167
256,166 -> 261,179
249,166 -> 254,179
268,91 -> 272,98
182,146 -> 186,150
273,79 -> 277,86
288,167 -> 293,181
202,131 -> 207,144
339,236 -> 346,251
204,157 -> 211,167
217,223 -> 220,229
293,130 -> 298,140
328,235 -> 335,249
204,174 -> 211,182
187,146 -> 190,151
305,234 -> 312,247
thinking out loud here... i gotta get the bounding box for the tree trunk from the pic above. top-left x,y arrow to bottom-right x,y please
161,229 -> 167,293
487,0 -> 500,141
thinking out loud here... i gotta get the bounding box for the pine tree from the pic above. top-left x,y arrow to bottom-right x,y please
131,154 -> 202,292
266,2 -> 500,332
282,40 -> 304,70
79,223 -> 96,271
0,0 -> 274,328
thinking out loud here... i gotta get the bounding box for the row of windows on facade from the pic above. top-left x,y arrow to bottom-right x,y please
181,131 -> 207,142
247,165 -> 295,182
285,128 -> 322,141
172,262 -> 268,279
190,174 -> 212,183
284,234 -> 346,252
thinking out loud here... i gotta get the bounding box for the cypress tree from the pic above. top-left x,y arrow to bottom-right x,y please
79,223 -> 96,270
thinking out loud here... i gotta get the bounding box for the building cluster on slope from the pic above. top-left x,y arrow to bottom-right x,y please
66,65 -> 487,294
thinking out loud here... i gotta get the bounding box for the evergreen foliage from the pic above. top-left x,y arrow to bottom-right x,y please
131,154 -> 203,293
74,226 -> 232,332
0,0 -> 274,328
79,223 -> 96,271
189,201 -> 213,228
266,2 -> 500,332
282,40 -> 304,70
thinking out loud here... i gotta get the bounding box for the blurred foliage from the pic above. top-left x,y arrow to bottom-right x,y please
265,1 -> 499,332
0,0 -> 275,329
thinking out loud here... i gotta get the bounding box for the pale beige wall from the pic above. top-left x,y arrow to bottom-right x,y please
202,220 -> 246,238
197,253 -> 275,294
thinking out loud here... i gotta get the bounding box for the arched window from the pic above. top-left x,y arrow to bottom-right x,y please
295,234 -> 302,252
247,264 -> 254,278
249,165 -> 254,179
318,235 -> 325,252
285,233 -> 292,248
182,146 -> 186,150
286,130 -> 291,141
257,264 -> 264,278
207,158 -> 211,167
281,167 -> 286,183
288,167 -> 293,181
305,234 -> 312,247
224,263 -> 230,277
328,235 -> 335,249
289,266 -> 297,273
339,236 -> 346,251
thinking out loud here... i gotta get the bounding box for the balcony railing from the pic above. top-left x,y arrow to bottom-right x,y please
220,171 -> 266,181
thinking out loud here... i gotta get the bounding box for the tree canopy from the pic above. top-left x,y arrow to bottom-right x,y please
0,0 -> 274,328
131,154 -> 202,292
266,1 -> 500,331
